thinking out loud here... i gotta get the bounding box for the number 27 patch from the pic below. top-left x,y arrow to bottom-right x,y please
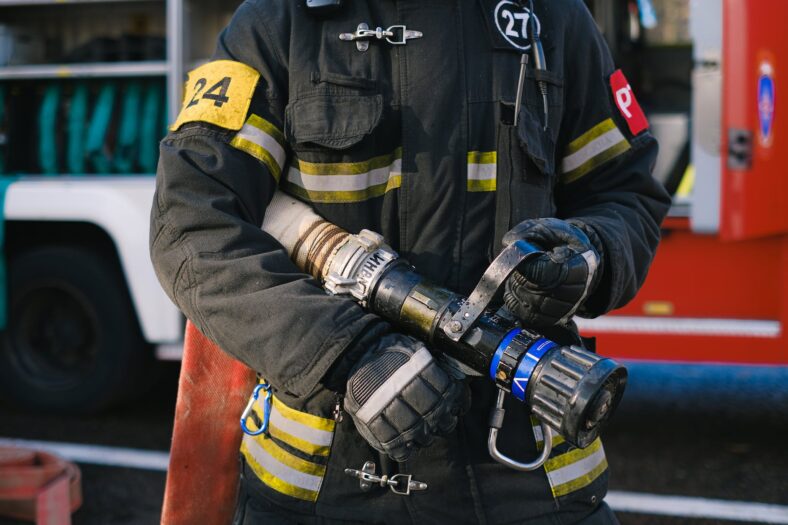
171,60 -> 260,132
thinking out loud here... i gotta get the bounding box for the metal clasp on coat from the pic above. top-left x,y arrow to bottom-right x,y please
345,461 -> 428,496
340,23 -> 422,51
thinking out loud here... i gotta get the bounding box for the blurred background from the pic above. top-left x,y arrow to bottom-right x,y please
0,0 -> 785,523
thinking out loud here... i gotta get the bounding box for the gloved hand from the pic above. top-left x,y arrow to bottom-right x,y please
344,333 -> 463,462
503,218 -> 602,327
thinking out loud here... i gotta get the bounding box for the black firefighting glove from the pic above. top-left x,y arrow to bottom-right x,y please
503,218 -> 603,328
344,333 -> 464,462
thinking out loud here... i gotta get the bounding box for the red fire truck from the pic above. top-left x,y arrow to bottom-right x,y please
578,0 -> 787,366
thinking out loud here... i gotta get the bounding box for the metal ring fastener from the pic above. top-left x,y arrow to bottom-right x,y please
344,461 -> 428,496
488,389 -> 553,471
383,25 -> 423,45
339,23 -> 423,51
240,382 -> 272,436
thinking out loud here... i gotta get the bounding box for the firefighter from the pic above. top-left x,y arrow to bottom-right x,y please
150,0 -> 670,523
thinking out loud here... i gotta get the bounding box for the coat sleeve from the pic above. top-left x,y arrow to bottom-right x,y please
553,1 -> 672,316
149,1 -> 381,397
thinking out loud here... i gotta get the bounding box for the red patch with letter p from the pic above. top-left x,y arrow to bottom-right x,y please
609,69 -> 648,135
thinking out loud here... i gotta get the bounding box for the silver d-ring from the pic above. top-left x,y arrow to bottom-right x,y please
487,389 -> 553,471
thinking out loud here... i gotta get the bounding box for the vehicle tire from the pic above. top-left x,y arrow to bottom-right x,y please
0,246 -> 151,413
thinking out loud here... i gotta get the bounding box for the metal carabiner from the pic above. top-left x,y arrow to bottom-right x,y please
488,389 -> 553,471
240,382 -> 272,436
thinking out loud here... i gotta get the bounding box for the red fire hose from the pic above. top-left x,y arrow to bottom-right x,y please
161,320 -> 256,525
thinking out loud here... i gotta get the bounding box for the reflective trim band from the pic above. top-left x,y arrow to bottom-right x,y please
254,397 -> 334,456
246,433 -> 326,477
230,114 -> 287,182
354,347 -> 433,424
283,176 -> 401,204
574,316 -> 782,338
241,436 -> 323,502
271,396 -> 335,432
560,119 -> 630,184
289,159 -> 401,191
544,438 -> 607,497
298,148 -> 402,175
467,151 -> 497,192
283,150 -> 403,204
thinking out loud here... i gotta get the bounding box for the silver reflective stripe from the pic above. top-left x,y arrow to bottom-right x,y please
467,162 -> 496,181
242,434 -> 323,492
559,249 -> 599,324
236,122 -> 287,172
354,347 -> 433,423
545,441 -> 607,487
561,126 -> 627,174
262,400 -> 334,447
287,158 -> 402,192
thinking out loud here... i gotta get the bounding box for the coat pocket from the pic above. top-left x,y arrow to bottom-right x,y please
285,89 -> 383,151
515,67 -> 564,178
281,82 -> 401,208
492,70 -> 564,251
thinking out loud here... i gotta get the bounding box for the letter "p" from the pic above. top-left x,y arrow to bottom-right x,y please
615,86 -> 633,119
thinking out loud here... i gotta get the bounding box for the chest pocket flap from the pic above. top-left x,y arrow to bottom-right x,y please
285,92 -> 383,150
517,68 -> 564,177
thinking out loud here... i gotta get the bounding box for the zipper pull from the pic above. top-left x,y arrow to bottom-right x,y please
333,394 -> 345,423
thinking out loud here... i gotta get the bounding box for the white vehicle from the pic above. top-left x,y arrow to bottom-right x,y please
0,0 -> 240,411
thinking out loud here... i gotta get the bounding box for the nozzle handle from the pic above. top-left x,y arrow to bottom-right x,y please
442,240 -> 542,343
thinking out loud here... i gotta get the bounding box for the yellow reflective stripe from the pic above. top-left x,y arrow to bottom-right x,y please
560,140 -> 630,185
467,150 -> 497,193
551,456 -> 608,498
230,136 -> 282,182
230,114 -> 286,182
297,148 -> 402,176
282,175 -> 401,204
285,149 -> 402,203
560,118 -> 631,184
272,396 -> 335,432
565,119 -> 617,155
267,425 -> 331,456
250,434 -> 327,477
241,439 -> 321,502
544,438 -> 607,498
247,114 -> 285,147
288,162 -> 400,191
545,437 -> 603,471
468,179 -> 496,192
252,404 -> 333,456
467,151 -> 497,164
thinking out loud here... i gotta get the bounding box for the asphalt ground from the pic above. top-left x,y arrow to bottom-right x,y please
1,361 -> 786,525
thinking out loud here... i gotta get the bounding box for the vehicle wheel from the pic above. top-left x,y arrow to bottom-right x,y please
0,246 -> 151,413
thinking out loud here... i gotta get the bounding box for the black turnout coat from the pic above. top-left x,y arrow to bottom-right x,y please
150,0 -> 670,523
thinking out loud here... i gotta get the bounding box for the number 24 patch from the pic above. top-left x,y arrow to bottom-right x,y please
171,60 -> 260,132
